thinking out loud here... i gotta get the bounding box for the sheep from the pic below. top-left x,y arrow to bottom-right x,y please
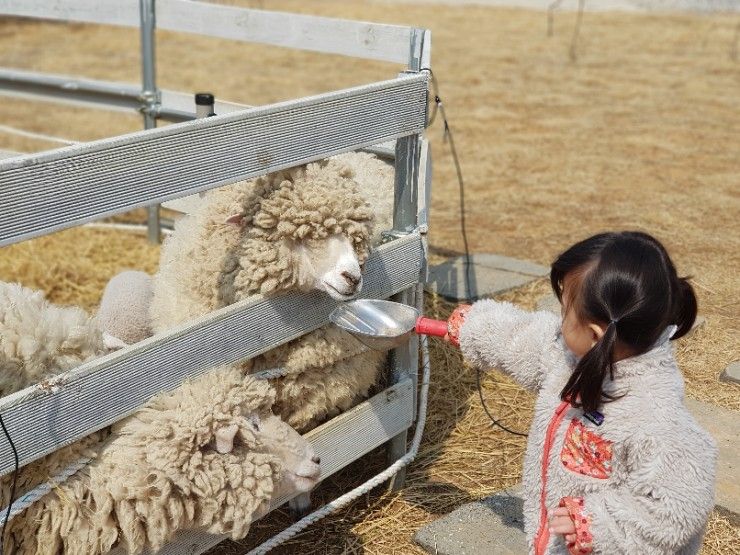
5,366 -> 320,555
0,282 -> 319,553
0,281 -> 106,397
0,282 -> 112,551
331,151 -> 394,245
150,156 -> 390,432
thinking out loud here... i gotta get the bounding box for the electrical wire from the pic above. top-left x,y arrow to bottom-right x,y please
422,68 -> 528,438
476,368 -> 528,437
0,415 -> 19,555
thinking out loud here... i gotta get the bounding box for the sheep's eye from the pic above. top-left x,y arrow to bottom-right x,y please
248,414 -> 261,432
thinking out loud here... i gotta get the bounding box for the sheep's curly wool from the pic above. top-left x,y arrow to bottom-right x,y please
231,159 -> 374,298
0,282 -> 111,523
0,282 -> 105,396
151,157 -> 388,432
5,367 -> 308,555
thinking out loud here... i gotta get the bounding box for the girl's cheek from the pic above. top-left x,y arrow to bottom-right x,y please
562,322 -> 590,359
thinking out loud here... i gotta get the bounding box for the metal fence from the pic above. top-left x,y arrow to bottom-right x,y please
0,1 -> 431,553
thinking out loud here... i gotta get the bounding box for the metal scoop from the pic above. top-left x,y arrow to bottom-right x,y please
329,299 -> 450,350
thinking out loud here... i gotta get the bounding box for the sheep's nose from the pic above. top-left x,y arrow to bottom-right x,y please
341,272 -> 360,288
312,455 -> 321,465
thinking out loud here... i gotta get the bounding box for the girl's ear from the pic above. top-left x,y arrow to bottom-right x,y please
587,322 -> 606,347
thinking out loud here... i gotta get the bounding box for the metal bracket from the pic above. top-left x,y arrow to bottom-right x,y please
137,90 -> 161,116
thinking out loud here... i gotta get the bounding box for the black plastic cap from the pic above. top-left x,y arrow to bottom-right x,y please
195,92 -> 215,106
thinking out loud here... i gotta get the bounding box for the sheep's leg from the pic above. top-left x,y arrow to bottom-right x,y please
288,493 -> 312,519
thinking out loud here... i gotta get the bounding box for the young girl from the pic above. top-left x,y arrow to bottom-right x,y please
456,231 -> 717,554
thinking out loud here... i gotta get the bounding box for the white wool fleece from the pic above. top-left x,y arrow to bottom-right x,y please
458,300 -> 717,555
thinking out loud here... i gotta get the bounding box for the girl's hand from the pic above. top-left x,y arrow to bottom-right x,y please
548,507 -> 576,544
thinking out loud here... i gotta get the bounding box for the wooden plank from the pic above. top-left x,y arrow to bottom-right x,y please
0,234 -> 423,477
1,0 -> 415,64
156,0 -> 413,64
0,73 -> 428,248
0,0 -> 140,27
116,378 -> 414,555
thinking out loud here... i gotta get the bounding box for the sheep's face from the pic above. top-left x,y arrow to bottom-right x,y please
207,411 -> 320,495
131,370 -> 320,501
254,413 -> 321,495
294,234 -> 364,301
231,160 -> 374,300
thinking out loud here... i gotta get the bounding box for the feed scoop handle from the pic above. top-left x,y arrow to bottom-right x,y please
414,317 -> 449,338
414,305 -> 472,347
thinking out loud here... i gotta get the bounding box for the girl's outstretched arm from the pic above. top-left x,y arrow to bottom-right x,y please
558,422 -> 717,554
457,300 -> 561,392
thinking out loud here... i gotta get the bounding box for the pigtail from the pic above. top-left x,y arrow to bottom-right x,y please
560,321 -> 618,414
670,277 -> 698,340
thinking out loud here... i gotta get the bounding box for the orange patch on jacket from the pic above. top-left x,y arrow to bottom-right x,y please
561,419 -> 613,479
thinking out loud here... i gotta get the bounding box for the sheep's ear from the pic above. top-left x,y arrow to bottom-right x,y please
225,213 -> 246,227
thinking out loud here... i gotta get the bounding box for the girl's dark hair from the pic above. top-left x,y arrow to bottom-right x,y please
550,231 -> 697,413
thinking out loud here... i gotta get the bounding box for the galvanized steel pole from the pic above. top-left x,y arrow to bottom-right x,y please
140,0 -> 160,244
387,27 -> 427,492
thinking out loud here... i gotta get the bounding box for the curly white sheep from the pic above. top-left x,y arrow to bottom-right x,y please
0,281 -> 106,396
0,282 -> 320,554
150,155 -> 392,432
5,366 -> 320,555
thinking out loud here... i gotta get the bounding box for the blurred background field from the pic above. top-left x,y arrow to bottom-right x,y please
0,1 -> 738,552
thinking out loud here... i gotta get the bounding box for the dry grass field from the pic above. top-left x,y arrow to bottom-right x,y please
0,1 -> 738,553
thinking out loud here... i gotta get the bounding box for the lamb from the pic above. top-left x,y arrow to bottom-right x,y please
5,366 -> 320,555
150,156 -> 391,432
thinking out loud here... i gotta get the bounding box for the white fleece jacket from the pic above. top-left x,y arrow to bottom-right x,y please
458,300 -> 717,555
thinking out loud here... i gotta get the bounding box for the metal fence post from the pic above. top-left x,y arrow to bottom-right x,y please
140,0 -> 160,244
386,28 -> 426,492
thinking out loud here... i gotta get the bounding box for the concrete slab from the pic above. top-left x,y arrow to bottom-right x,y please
720,361 -> 740,385
414,487 -> 526,555
427,254 -> 548,301
686,398 -> 740,516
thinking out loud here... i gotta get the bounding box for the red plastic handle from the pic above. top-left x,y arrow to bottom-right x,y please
415,317 -> 449,338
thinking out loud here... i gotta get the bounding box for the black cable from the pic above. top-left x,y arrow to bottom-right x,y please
476,368 -> 528,437
422,67 -> 527,437
0,415 -> 18,555
422,68 -> 473,301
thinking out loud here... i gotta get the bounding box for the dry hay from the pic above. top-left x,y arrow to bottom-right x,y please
0,227 -> 159,312
0,0 -> 737,553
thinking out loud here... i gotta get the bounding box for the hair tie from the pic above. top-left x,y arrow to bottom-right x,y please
609,318 -> 619,326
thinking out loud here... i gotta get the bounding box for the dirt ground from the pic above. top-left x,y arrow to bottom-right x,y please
0,1 -> 738,553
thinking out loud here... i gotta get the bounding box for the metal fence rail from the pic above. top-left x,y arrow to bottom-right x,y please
0,73 -> 428,247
